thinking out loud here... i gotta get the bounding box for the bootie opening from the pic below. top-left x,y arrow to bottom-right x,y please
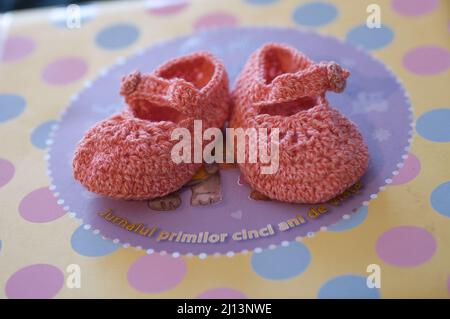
258,96 -> 318,117
261,46 -> 308,84
131,99 -> 187,123
158,55 -> 215,90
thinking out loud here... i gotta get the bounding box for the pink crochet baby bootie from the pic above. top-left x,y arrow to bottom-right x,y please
73,52 -> 230,200
230,43 -> 369,204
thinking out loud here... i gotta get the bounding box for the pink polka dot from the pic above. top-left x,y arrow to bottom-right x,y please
376,226 -> 436,267
391,153 -> 421,185
19,187 -> 65,223
1,36 -> 35,62
5,264 -> 64,299
127,254 -> 186,293
392,0 -> 438,16
447,275 -> 450,294
0,158 -> 15,188
197,288 -> 247,299
403,45 -> 450,75
42,57 -> 88,85
147,0 -> 188,15
194,12 -> 238,31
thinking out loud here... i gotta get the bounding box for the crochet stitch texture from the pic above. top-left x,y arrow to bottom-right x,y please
230,43 -> 369,203
73,52 -> 230,200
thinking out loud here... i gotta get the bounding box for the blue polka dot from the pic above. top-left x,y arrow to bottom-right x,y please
251,242 -> 311,280
328,206 -> 368,232
431,181 -> 450,217
416,108 -> 450,142
346,24 -> 394,50
0,93 -> 26,122
292,2 -> 338,27
95,23 -> 140,50
71,226 -> 119,257
245,0 -> 278,5
318,275 -> 380,299
31,120 -> 57,149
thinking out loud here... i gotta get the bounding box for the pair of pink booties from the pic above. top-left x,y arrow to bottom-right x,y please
73,43 -> 369,204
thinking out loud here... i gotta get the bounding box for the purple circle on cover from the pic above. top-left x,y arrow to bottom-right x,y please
48,27 -> 412,255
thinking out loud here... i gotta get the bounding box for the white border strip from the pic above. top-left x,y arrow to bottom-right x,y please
0,12 -> 12,60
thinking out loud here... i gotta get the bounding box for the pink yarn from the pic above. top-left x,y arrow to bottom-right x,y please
230,43 -> 369,203
73,52 -> 231,200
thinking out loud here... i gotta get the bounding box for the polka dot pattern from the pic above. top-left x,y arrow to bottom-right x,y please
42,57 -> 88,85
71,225 -> 120,257
391,153 -> 421,185
403,45 -> 450,75
147,0 -> 188,15
430,181 -> 450,218
0,0 -> 449,298
127,254 -> 186,293
31,120 -> 58,149
5,264 -> 64,299
447,276 -> 450,294
19,187 -> 65,223
346,24 -> 394,50
251,242 -> 311,280
0,158 -> 15,188
95,23 -> 140,50
292,2 -> 337,27
1,36 -> 35,62
376,226 -> 436,267
318,275 -> 380,299
198,288 -> 247,299
416,108 -> 450,142
392,0 -> 439,16
194,12 -> 238,31
0,93 -> 26,122
328,206 -> 368,232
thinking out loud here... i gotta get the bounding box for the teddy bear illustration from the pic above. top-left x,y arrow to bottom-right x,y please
147,163 -> 223,211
